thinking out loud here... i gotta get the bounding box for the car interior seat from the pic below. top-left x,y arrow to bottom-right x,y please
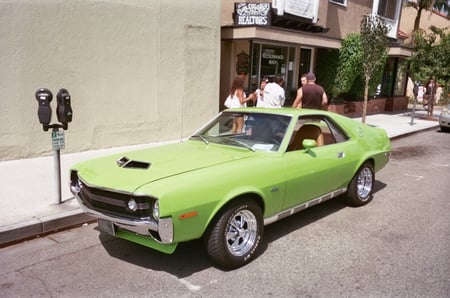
288,123 -> 324,151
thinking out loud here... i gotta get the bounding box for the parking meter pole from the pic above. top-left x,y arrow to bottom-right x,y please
410,95 -> 417,125
35,87 -> 71,205
430,87 -> 435,117
52,128 -> 62,205
410,83 -> 419,126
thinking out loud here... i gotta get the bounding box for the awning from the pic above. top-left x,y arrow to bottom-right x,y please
222,25 -> 342,49
222,25 -> 414,57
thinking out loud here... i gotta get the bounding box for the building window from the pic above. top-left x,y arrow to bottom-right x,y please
329,0 -> 347,6
377,0 -> 396,20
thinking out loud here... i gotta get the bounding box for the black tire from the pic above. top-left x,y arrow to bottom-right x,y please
441,126 -> 450,133
204,199 -> 263,269
345,162 -> 374,207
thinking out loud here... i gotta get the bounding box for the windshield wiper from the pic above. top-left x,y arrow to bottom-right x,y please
225,137 -> 255,152
191,134 -> 209,145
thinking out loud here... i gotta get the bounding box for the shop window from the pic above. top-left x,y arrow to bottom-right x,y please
394,58 -> 407,96
250,42 -> 297,105
250,43 -> 289,91
379,57 -> 406,97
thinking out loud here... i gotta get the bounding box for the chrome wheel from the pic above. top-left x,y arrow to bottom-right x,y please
225,210 -> 258,257
357,167 -> 373,200
345,162 -> 374,207
204,200 -> 263,269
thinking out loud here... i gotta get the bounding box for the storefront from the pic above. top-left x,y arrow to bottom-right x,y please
220,2 -> 340,107
220,1 -> 411,110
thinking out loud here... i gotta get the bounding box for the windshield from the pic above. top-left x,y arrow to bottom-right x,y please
190,111 -> 291,152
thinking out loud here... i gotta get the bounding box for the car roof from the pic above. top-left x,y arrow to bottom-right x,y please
222,107 -> 334,118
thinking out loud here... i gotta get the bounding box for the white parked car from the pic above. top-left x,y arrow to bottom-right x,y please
439,105 -> 450,132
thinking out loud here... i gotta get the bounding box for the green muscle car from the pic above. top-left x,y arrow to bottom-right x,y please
70,108 -> 390,269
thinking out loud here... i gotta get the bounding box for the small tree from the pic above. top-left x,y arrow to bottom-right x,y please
407,26 -> 450,108
407,27 -> 439,83
360,14 -> 389,123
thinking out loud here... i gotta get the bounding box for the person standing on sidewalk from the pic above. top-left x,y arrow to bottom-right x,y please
299,73 -> 307,87
424,77 -> 437,116
263,75 -> 285,108
224,75 -> 251,133
292,72 -> 328,109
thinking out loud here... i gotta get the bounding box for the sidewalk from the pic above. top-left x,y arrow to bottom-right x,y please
0,106 -> 443,246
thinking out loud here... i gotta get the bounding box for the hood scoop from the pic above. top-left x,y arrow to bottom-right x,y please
116,156 -> 151,170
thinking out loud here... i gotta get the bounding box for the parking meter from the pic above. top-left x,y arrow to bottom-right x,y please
35,88 -> 53,130
413,82 -> 419,97
56,88 -> 72,127
34,87 -> 73,204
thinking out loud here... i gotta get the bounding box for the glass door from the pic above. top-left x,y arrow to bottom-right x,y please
250,42 -> 296,105
299,48 -> 311,78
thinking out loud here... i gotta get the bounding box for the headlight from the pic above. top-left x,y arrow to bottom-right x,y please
127,199 -> 138,212
152,200 -> 159,220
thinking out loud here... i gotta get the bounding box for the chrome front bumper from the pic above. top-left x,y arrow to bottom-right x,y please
75,195 -> 173,243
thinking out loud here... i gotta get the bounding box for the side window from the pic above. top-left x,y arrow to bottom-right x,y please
287,115 -> 348,151
323,117 -> 349,143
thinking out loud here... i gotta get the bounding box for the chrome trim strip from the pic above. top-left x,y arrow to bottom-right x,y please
264,187 -> 347,225
75,195 -> 174,244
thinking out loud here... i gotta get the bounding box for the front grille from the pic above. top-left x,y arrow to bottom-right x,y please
72,172 -> 155,220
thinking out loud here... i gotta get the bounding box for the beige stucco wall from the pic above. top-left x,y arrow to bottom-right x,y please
0,0 -> 220,161
323,0 -> 372,39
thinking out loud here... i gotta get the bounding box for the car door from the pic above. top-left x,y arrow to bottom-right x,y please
281,116 -> 359,210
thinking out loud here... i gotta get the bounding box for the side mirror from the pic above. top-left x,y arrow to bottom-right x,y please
35,88 -> 53,130
302,139 -> 317,150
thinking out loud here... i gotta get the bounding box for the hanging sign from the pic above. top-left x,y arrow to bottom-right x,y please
234,3 -> 271,26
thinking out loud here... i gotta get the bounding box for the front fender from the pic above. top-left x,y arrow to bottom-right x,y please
137,158 -> 285,243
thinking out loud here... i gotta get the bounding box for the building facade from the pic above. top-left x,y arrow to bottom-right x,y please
220,0 -> 410,107
3,1 -> 445,161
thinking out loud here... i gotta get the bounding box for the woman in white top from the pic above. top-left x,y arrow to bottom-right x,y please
225,76 -> 251,133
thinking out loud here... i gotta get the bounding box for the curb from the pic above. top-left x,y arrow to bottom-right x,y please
0,209 -> 95,247
390,125 -> 440,140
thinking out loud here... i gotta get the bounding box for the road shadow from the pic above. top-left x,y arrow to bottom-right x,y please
98,230 -> 211,278
260,197 -> 346,247
373,179 -> 387,193
98,179 -> 387,277
261,179 -> 385,251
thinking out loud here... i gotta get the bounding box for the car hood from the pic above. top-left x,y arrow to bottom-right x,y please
73,141 -> 253,193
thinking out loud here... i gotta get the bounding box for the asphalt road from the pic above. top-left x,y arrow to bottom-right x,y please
1,129 -> 449,297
